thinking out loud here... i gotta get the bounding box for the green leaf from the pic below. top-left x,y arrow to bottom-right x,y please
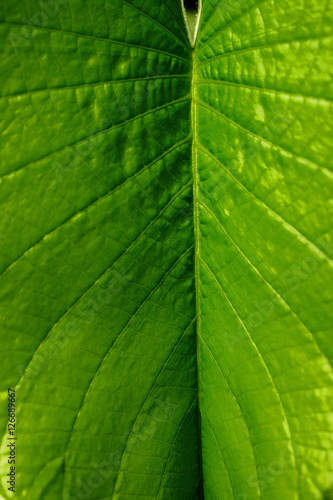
0,0 -> 332,499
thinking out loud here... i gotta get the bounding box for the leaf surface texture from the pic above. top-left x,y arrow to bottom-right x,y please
0,0 -> 332,498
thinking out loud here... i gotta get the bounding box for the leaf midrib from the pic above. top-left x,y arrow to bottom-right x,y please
191,35 -> 205,498
183,0 -> 205,493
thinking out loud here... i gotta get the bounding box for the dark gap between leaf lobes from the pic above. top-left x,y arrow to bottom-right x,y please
183,0 -> 199,10
182,0 -> 199,46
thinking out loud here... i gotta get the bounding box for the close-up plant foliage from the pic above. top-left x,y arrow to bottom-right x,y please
0,0 -> 332,498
